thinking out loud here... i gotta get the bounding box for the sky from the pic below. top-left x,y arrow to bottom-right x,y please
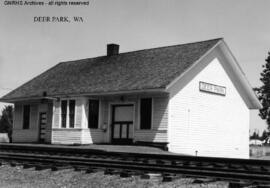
0,0 -> 269,134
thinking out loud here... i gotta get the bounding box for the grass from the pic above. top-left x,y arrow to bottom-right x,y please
0,164 -> 229,188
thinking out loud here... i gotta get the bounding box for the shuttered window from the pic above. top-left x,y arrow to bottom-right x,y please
88,100 -> 99,129
23,105 -> 30,129
61,100 -> 67,128
140,98 -> 152,130
69,100 -> 75,128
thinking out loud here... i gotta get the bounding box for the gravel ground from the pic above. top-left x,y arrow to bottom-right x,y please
0,165 -> 229,188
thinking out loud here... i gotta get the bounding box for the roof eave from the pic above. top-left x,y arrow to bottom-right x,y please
218,41 -> 262,109
0,88 -> 168,103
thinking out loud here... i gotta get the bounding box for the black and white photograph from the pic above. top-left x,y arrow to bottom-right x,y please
0,0 -> 270,187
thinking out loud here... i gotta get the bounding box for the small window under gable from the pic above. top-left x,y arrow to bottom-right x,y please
140,98 -> 152,130
88,99 -> 99,129
23,105 -> 30,129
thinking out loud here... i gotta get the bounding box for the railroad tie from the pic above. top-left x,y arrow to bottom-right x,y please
261,166 -> 269,172
142,159 -> 149,164
104,168 -> 115,175
10,161 -> 21,167
23,163 -> 37,169
120,170 -> 132,178
35,164 -> 52,171
74,166 -> 88,172
155,160 -> 165,165
87,167 -> 102,174
85,168 -> 95,173
141,172 -> 162,180
162,173 -> 178,182
51,165 -> 72,171
192,178 -> 217,184
228,164 -> 239,169
228,181 -> 255,188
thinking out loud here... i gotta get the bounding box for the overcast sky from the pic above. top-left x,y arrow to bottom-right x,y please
0,0 -> 269,134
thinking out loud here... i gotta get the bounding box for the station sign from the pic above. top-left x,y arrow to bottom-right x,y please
199,81 -> 226,96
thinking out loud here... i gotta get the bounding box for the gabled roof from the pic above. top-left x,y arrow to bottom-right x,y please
0,38 -> 222,101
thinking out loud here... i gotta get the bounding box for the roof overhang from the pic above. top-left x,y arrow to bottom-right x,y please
218,40 -> 262,109
0,88 -> 167,103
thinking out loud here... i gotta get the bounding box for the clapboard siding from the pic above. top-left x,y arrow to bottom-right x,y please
51,129 -> 82,144
134,130 -> 167,142
12,103 -> 39,143
81,129 -> 104,144
13,104 -> 22,130
152,97 -> 168,130
168,56 -> 249,158
12,129 -> 39,143
30,104 -> 38,129
133,96 -> 169,143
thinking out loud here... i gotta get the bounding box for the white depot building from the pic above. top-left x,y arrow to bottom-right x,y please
0,38 -> 261,159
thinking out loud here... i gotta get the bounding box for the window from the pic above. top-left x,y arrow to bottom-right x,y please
61,100 -> 76,128
23,105 -> 30,129
69,100 -> 75,128
140,98 -> 152,129
61,100 -> 67,128
88,100 -> 99,129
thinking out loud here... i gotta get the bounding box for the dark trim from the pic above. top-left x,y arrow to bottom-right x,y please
22,105 -> 30,129
38,112 -> 47,143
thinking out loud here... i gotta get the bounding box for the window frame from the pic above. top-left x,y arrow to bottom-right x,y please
139,98 -> 153,130
22,105 -> 31,129
60,99 -> 76,128
88,99 -> 100,129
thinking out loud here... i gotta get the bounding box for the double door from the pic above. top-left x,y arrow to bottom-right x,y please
111,105 -> 134,144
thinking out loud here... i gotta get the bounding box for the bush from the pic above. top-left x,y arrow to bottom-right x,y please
0,105 -> 13,141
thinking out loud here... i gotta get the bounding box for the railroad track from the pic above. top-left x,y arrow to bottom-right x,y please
0,145 -> 270,187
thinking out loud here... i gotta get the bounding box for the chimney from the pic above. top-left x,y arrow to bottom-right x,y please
107,43 -> 119,56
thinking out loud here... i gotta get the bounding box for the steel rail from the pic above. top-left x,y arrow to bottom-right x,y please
0,152 -> 269,184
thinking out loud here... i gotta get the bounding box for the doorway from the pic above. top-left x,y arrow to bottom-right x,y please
111,104 -> 134,144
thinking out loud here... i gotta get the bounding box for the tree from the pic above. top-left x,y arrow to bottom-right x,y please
261,130 -> 269,141
0,105 -> 13,140
250,131 -> 259,140
254,52 -> 270,131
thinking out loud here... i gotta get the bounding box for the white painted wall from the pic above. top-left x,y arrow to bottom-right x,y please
12,103 -> 39,143
52,98 -> 86,144
168,57 -> 249,158
51,95 -> 169,144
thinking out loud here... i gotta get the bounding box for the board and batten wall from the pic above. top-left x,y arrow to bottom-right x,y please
168,56 -> 249,158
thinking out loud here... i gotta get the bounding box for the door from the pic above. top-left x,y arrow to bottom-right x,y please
111,105 -> 134,144
39,112 -> 47,143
